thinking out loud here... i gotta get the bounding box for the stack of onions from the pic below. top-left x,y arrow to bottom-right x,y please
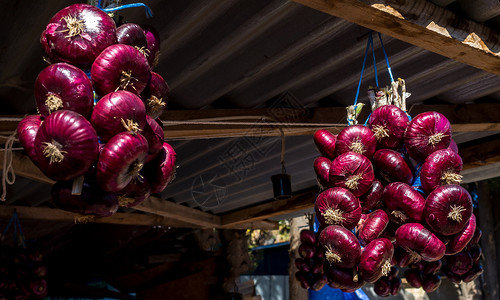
17,3 -> 176,218
305,96 -> 480,294
294,229 -> 328,291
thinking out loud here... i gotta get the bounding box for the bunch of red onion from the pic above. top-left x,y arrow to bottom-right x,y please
306,104 -> 481,295
17,3 -> 176,218
294,230 -> 328,291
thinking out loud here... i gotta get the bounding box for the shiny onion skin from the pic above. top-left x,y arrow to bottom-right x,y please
142,25 -> 161,68
360,179 -> 384,213
335,125 -> 377,159
324,265 -> 365,291
368,105 -> 409,149
319,225 -> 361,269
314,187 -> 361,230
448,139 -> 459,153
140,72 -> 169,119
422,274 -> 441,293
470,228 -> 482,245
357,209 -> 389,246
91,91 -> 147,142
313,156 -> 331,188
420,149 -> 463,194
34,63 -> 94,118
373,277 -> 391,297
118,176 -> 151,208
442,265 -> 462,284
142,116 -> 165,163
359,238 -> 394,283
383,182 -> 425,224
462,263 -> 483,283
424,185 -> 473,236
42,4 -> 117,66
146,142 -> 177,193
329,152 -> 374,197
446,214 -> 476,255
51,179 -> 119,217
423,260 -> 442,275
97,132 -> 149,192
116,23 -> 148,49
446,251 -> 473,276
313,129 -> 336,159
17,115 -> 43,165
34,110 -> 99,181
404,269 -> 423,288
300,229 -> 316,245
91,44 -> 151,96
372,149 -> 413,185
468,244 -> 482,264
395,223 -> 446,262
404,112 -> 451,162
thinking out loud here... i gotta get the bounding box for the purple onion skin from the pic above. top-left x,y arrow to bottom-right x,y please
360,179 -> 384,213
446,213 -> 476,255
372,149 -> 413,185
368,105 -> 409,149
299,244 -> 315,259
423,260 -> 442,275
335,125 -> 377,159
357,209 -> 389,246
324,265 -> 365,291
146,142 -> 176,193
420,148 -> 463,194
42,4 -> 117,66
470,228 -> 482,245
468,244 -> 482,263
141,72 -> 169,119
383,182 -> 425,224
462,263 -> 483,283
373,277 -> 392,297
143,116 -> 165,163
300,229 -> 316,245
91,44 -> 151,96
311,274 -> 329,291
91,91 -> 147,142
34,63 -> 94,118
97,132 -> 149,192
315,187 -> 361,230
447,251 -> 473,276
295,271 -> 311,289
319,225 -> 361,269
34,110 -> 99,181
424,185 -> 473,236
314,156 -> 331,188
387,266 -> 399,280
51,179 -> 119,217
395,223 -> 446,262
404,112 -> 451,162
359,238 -> 394,283
17,115 -> 43,164
313,129 -> 336,159
404,269 -> 423,288
442,265 -> 462,284
116,23 -> 148,49
119,175 -> 151,208
448,139 -> 459,153
422,274 -> 441,293
390,277 -> 402,296
295,258 -> 310,273
142,25 -> 161,68
329,152 -> 375,197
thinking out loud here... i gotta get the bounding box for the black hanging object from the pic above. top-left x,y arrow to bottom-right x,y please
271,173 -> 292,200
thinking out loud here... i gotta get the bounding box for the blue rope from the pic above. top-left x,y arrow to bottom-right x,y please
15,213 -> 26,248
353,32 -> 372,108
370,36 -> 378,87
2,211 -> 16,238
377,32 -> 394,83
101,3 -> 153,18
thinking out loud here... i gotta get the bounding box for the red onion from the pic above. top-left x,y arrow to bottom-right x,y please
294,258 -> 310,273
17,115 -> 43,165
142,25 -> 161,68
360,179 -> 384,213
299,244 -> 315,259
420,149 -> 463,194
34,110 -> 98,181
300,229 -> 316,245
319,225 -> 361,268
146,142 -> 177,193
468,244 -> 482,263
383,182 -> 425,224
118,176 -> 151,208
404,112 -> 451,162
404,269 -> 423,288
140,72 -> 169,119
42,4 -> 117,66
311,274 -> 329,291
116,23 -> 148,49
410,261 -> 425,271
335,125 -> 376,159
387,266 -> 399,280
91,91 -> 147,142
314,187 -> 361,230
313,129 -> 336,159
28,279 -> 48,298
390,277 -> 402,296
470,228 -> 482,245
51,178 -> 119,217
313,156 -> 331,189
329,152 -> 374,197
448,139 -> 459,153
372,149 -> 413,185
91,44 -> 151,96
295,271 -> 310,289
324,265 -> 365,291
380,224 -> 397,243
462,263 -> 483,283
442,265 -> 462,284
142,116 -> 164,163
423,260 -> 442,275
359,238 -> 394,283
395,223 -> 446,262
373,277 -> 391,297
357,209 -> 389,246
424,185 -> 473,236
422,274 -> 441,293
311,257 -> 325,274
446,251 -> 473,275
97,132 -> 149,192
34,63 -> 93,118
367,105 -> 409,149
446,213 -> 476,255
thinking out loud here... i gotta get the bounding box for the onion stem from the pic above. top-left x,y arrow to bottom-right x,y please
372,124 -> 390,140
121,118 -> 142,134
441,171 -> 463,185
42,141 -> 67,164
324,245 -> 343,265
147,96 -> 166,115
129,161 -> 144,178
381,260 -> 392,277
61,15 -> 85,38
45,94 -> 63,113
349,138 -> 365,154
117,70 -> 139,91
74,215 -> 95,224
323,207 -> 345,225
391,210 -> 409,223
135,46 -> 150,58
428,132 -> 447,146
448,205 -> 466,222
118,196 -> 135,207
404,247 -> 421,264
345,174 -> 363,190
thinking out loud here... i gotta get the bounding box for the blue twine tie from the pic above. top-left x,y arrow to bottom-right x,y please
97,1 -> 153,18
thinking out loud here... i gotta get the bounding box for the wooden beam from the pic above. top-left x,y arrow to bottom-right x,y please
460,136 -> 500,170
291,0 -> 500,76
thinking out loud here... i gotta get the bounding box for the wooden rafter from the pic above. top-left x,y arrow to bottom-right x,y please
291,0 -> 500,76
